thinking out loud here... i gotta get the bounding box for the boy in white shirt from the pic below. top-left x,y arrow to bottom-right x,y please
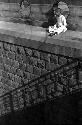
49,8 -> 67,36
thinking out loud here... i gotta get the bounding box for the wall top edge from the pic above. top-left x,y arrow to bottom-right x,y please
0,21 -> 82,50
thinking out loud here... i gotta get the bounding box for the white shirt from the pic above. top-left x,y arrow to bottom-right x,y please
57,15 -> 67,27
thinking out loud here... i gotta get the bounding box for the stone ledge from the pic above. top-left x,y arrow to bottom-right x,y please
0,21 -> 82,51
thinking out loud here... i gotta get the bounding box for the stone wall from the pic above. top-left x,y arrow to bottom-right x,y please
0,40 -> 72,96
0,21 -> 81,124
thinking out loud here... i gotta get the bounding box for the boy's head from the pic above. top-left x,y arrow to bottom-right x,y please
54,8 -> 62,16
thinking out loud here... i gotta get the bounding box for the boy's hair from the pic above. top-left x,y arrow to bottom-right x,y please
55,8 -> 62,15
55,8 -> 61,13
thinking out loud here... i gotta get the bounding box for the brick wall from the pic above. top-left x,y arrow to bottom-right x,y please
0,34 -> 82,97
0,23 -> 82,124
0,41 -> 71,96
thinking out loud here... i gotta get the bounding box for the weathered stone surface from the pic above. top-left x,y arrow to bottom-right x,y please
0,56 -> 3,63
3,43 -> 11,51
72,48 -> 81,58
23,72 -> 30,80
37,59 -> 45,69
10,44 -> 17,52
15,54 -> 23,62
65,47 -> 72,57
16,69 -> 23,77
41,69 -> 48,75
4,64 -> 11,72
59,46 -> 65,56
40,52 -> 50,62
14,75 -> 21,84
0,63 -> 4,70
19,62 -> 26,71
10,66 -> 17,74
46,62 -> 56,71
33,66 -> 41,76
17,46 -> 25,55
50,55 -> 58,64
26,64 -> 33,73
25,48 -> 32,56
0,42 -> 3,49
29,57 -> 37,66
32,50 -> 40,58
8,51 -> 15,60
58,57 -> 67,66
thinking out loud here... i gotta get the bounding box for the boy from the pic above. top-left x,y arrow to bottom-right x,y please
49,8 -> 67,36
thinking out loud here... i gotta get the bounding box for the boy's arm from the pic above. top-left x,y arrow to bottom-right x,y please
62,16 -> 67,27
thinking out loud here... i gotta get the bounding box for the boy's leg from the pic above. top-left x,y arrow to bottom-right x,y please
57,26 -> 67,34
49,26 -> 54,33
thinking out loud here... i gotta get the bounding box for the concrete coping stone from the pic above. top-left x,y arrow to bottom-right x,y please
0,21 -> 82,50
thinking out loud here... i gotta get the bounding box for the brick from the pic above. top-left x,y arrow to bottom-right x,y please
26,56 -> 30,64
57,83 -> 63,92
1,77 -> 8,84
31,90 -> 38,100
33,66 -> 41,76
44,79 -> 52,86
10,67 -> 17,74
14,61 -> 19,68
29,57 -> 37,66
3,43 -> 11,51
41,69 -> 48,75
47,83 -> 55,94
0,49 -> 3,56
11,81 -> 19,88
19,62 -> 26,71
38,85 -> 46,98
0,70 -> 2,75
79,71 -> 82,82
33,74 -> 39,79
22,54 -> 27,63
8,51 -> 15,60
17,46 -> 25,54
11,60 -> 19,68
37,59 -> 45,69
0,42 -> 3,49
58,57 -> 67,65
32,50 -> 40,58
0,56 -> 3,63
3,50 -> 9,58
5,58 -> 12,66
15,54 -> 23,62
46,62 -> 56,71
14,75 -> 21,84
10,44 -> 17,52
4,64 -> 11,72
8,73 -> 14,81
2,71 -> 8,78
16,69 -> 23,77
30,73 -> 36,80
26,64 -> 33,73
23,72 -> 30,80
40,52 -> 50,62
50,55 -> 58,64
22,78 -> 29,85
0,63 -> 4,70
25,48 -> 32,56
